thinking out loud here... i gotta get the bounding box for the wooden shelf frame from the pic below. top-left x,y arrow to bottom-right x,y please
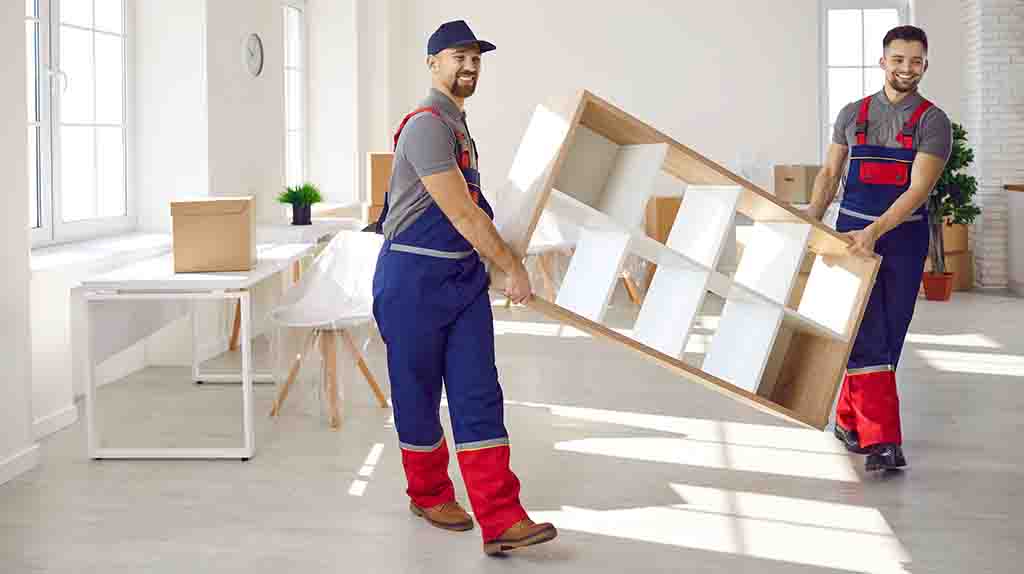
495,90 -> 880,429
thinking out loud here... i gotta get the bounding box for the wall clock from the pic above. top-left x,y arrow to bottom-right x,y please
244,33 -> 264,77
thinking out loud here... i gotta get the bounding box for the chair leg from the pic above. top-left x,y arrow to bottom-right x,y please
320,331 -> 341,430
340,329 -> 388,408
622,274 -> 643,305
537,252 -> 557,301
270,330 -> 317,417
229,301 -> 242,351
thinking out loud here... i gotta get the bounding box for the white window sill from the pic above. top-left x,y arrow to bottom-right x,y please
31,232 -> 172,277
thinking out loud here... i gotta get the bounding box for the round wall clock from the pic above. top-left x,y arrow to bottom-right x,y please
244,33 -> 264,77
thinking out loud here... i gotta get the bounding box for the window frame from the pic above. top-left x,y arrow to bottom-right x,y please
818,0 -> 909,161
32,0 -> 135,248
283,0 -> 307,188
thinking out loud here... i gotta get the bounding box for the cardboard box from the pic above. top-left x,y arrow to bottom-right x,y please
773,165 -> 821,204
645,196 -> 683,244
942,223 -> 969,253
367,153 -> 394,205
362,203 -> 385,224
171,197 -> 256,273
644,196 -> 683,282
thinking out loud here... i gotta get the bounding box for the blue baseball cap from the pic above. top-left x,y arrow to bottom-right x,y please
427,20 -> 496,56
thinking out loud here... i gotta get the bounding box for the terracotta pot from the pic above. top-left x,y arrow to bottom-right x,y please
922,272 -> 954,301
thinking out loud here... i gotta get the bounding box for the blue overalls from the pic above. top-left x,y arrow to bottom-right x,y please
371,107 -> 528,541
834,96 -> 933,447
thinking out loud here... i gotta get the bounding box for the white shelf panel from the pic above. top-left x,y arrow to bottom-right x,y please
733,222 -> 813,305
666,185 -> 743,269
545,189 -> 847,342
597,143 -> 669,229
547,190 -> 704,273
796,256 -> 862,338
633,265 -> 710,359
554,228 -> 630,322
703,298 -> 784,394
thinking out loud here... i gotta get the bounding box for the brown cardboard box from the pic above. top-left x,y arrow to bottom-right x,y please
644,196 -> 683,281
942,222 -> 969,253
362,203 -> 385,224
171,197 -> 256,273
367,153 -> 394,205
773,165 -> 821,204
645,196 -> 683,244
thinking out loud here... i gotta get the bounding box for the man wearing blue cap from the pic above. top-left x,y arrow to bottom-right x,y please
371,20 -> 557,556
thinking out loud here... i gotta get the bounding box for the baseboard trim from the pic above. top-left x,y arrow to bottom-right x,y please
33,404 -> 79,440
0,444 -> 41,487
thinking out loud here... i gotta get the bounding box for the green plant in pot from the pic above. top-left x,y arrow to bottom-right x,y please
277,182 -> 322,226
923,122 -> 981,300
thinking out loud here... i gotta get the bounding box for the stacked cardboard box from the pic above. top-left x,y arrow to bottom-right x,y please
773,165 -> 821,204
924,223 -> 973,291
364,153 -> 392,225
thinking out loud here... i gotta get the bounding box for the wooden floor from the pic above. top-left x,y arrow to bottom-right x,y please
2,291 -> 1022,573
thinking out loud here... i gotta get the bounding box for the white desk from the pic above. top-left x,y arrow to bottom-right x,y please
80,243 -> 316,461
256,217 -> 364,245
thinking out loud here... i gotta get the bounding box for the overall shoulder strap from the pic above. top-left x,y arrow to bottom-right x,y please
855,96 -> 872,146
392,107 -> 443,151
897,99 -> 934,150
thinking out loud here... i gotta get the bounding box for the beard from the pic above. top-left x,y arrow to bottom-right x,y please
450,74 -> 477,98
886,73 -> 920,93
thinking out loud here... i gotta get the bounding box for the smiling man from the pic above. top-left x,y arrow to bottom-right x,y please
807,25 -> 951,472
370,20 -> 556,555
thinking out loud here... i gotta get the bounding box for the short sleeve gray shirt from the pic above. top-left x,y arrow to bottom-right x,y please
832,90 -> 952,161
382,89 -> 474,240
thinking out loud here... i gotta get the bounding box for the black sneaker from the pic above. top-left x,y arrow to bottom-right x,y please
865,443 -> 907,472
834,425 -> 869,454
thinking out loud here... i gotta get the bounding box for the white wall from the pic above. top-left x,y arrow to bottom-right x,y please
1,0 -> 40,485
914,0 -> 964,123
136,0 -> 287,230
352,0 -> 400,204
135,0 -> 209,233
308,0 -> 359,204
206,0 -> 286,223
390,1 -> 823,199
379,1 -> 962,202
131,0 -> 290,375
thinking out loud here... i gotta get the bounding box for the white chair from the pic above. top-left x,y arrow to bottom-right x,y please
268,230 -> 389,429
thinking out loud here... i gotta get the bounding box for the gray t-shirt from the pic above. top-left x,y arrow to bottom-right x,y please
832,90 -> 952,161
382,89 -> 477,240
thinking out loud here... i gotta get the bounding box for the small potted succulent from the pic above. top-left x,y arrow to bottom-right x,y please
277,182 -> 322,226
922,123 -> 980,301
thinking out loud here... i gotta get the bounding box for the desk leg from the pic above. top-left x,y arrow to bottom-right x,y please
192,301 -> 202,383
292,260 -> 301,284
85,298 -> 98,459
240,292 -> 255,459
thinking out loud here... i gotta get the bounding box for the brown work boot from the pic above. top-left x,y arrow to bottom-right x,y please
483,518 -> 557,556
409,500 -> 474,532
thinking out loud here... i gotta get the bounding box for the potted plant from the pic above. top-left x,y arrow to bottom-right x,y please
922,123 -> 981,301
277,182 -> 323,226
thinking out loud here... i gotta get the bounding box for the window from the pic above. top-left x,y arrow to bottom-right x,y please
29,0 -> 132,247
26,0 -> 47,238
820,0 -> 908,157
283,1 -> 306,187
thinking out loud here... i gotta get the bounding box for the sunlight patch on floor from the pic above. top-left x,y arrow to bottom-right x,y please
532,483 -> 910,573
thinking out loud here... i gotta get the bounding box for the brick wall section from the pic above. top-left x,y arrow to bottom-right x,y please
960,0 -> 1024,288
